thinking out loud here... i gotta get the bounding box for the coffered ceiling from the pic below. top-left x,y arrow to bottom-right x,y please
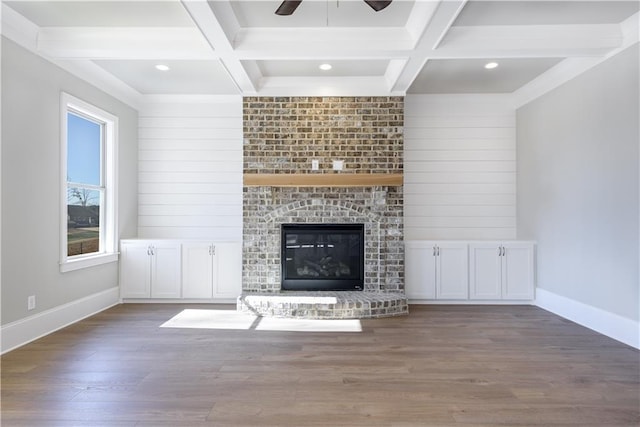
2,0 -> 638,105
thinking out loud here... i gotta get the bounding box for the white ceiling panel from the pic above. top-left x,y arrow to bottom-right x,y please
408,58 -> 563,94
255,59 -> 389,77
2,0 -> 637,98
4,1 -> 195,27
93,60 -> 239,95
225,0 -> 415,28
453,0 -> 640,26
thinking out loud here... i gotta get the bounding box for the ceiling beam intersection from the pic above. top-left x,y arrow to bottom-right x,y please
180,0 -> 258,94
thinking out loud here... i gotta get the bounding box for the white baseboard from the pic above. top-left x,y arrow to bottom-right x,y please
535,288 -> 639,349
1,287 -> 120,354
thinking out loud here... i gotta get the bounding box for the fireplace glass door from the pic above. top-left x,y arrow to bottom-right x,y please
281,224 -> 364,291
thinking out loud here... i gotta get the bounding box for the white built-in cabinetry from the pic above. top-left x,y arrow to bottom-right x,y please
213,242 -> 243,298
405,241 -> 535,303
120,239 -> 241,301
181,241 -> 217,299
405,242 -> 468,300
181,241 -> 242,299
120,241 -> 181,298
469,242 -> 535,300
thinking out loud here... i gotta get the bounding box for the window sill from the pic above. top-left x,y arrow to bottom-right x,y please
60,253 -> 118,273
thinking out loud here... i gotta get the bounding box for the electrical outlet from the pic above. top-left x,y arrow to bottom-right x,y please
27,295 -> 36,311
311,159 -> 319,171
332,160 -> 344,171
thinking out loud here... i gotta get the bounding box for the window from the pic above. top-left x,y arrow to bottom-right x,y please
60,93 -> 118,272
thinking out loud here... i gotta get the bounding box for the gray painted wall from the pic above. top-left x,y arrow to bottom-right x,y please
1,38 -> 138,325
517,45 -> 639,321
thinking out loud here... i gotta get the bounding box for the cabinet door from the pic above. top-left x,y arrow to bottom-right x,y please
214,242 -> 242,298
469,244 -> 502,299
182,242 -> 214,299
436,243 -> 469,300
120,243 -> 151,298
404,243 -> 436,299
502,243 -> 535,300
150,243 -> 181,298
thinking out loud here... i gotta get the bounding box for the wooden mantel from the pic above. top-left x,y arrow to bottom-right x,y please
243,173 -> 403,187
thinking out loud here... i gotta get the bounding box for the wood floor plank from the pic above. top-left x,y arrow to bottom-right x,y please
1,304 -> 638,426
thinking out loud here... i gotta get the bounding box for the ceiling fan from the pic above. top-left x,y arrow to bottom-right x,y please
276,0 -> 392,16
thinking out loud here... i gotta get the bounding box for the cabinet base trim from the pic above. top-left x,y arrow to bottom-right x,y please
1,287 -> 120,354
409,299 -> 534,305
535,288 -> 639,349
121,298 -> 238,304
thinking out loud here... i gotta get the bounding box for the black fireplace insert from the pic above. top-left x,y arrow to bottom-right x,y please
281,223 -> 364,291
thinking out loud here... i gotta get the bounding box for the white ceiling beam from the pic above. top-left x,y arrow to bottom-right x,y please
1,2 -> 40,51
621,11 -> 640,45
384,59 -> 409,91
405,1 -> 441,44
232,50 -> 407,61
180,0 -> 258,94
59,60 -> 143,109
511,12 -> 639,108
390,0 -> 467,94
34,25 -> 620,62
257,76 -> 403,97
1,4 -> 141,108
36,27 -> 216,60
426,47 -> 617,59
234,27 -> 414,55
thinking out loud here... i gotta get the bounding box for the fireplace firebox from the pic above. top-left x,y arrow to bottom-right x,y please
281,224 -> 364,291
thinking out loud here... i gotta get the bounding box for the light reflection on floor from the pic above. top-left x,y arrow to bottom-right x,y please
160,309 -> 363,332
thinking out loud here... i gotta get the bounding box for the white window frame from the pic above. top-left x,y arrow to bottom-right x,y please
60,93 -> 118,272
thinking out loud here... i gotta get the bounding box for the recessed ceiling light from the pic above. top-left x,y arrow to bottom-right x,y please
484,62 -> 499,70
319,63 -> 332,71
155,64 -> 170,71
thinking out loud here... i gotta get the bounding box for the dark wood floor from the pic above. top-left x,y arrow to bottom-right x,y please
1,304 -> 638,426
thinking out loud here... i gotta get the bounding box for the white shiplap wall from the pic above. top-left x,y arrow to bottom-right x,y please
404,95 -> 517,240
137,96 -> 243,241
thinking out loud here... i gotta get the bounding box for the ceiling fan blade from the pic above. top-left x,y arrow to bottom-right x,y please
364,0 -> 392,12
275,0 -> 302,16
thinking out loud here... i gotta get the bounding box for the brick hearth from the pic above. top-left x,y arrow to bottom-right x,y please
237,291 -> 408,319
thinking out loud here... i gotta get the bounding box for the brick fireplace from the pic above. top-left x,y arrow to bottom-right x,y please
240,96 -> 407,318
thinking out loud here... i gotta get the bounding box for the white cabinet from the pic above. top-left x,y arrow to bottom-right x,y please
182,242 -> 216,298
405,241 -> 468,300
405,240 -> 535,303
469,242 -> 535,300
119,243 -> 150,298
405,242 -> 435,299
121,239 -> 242,300
437,243 -> 469,299
181,241 -> 242,299
213,242 -> 242,298
120,240 -> 181,299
